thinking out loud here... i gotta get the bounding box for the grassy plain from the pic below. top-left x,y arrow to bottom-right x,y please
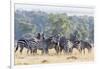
14,48 -> 94,65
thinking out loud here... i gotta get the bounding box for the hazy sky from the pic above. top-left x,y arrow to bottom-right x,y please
15,4 -> 94,16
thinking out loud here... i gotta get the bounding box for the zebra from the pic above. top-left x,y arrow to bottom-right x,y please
72,40 -> 92,54
15,33 -> 41,54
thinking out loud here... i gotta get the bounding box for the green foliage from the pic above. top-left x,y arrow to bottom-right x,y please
48,13 -> 71,36
15,10 -> 94,43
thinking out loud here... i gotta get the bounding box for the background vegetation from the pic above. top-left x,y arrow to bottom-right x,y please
14,10 -> 94,43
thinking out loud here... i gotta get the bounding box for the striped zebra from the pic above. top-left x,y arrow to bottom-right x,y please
15,38 -> 37,54
74,40 -> 92,54
15,32 -> 48,54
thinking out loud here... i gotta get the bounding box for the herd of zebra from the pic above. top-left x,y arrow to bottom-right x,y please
15,33 -> 93,55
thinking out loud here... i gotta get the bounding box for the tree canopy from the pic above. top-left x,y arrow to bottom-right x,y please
15,10 -> 94,43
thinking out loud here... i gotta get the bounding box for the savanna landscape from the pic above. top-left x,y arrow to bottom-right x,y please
15,48 -> 94,65
14,4 -> 94,65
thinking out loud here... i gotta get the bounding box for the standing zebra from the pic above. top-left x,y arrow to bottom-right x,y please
72,40 -> 92,54
15,33 -> 41,54
15,38 -> 30,54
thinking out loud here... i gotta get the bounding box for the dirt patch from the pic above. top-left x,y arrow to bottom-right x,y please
41,60 -> 48,63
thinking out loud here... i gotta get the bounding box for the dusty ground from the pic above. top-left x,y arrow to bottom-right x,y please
14,48 -> 94,65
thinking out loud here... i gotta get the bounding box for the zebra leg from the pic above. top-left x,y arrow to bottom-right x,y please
32,50 -> 35,55
30,48 -> 33,54
59,47 -> 63,55
79,48 -> 82,55
27,49 -> 30,54
28,47 -> 33,55
55,46 -> 60,55
44,48 -> 48,54
41,49 -> 44,55
32,48 -> 37,55
34,49 -> 37,55
67,48 -> 72,55
15,44 -> 19,53
83,48 -> 85,55
20,46 -> 24,54
69,48 -> 73,55
64,46 -> 67,55
35,49 -> 37,53
42,47 -> 48,55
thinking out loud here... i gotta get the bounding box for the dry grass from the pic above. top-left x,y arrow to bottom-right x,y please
14,48 -> 94,65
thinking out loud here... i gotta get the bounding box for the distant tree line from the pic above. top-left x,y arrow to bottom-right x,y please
14,10 -> 94,43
